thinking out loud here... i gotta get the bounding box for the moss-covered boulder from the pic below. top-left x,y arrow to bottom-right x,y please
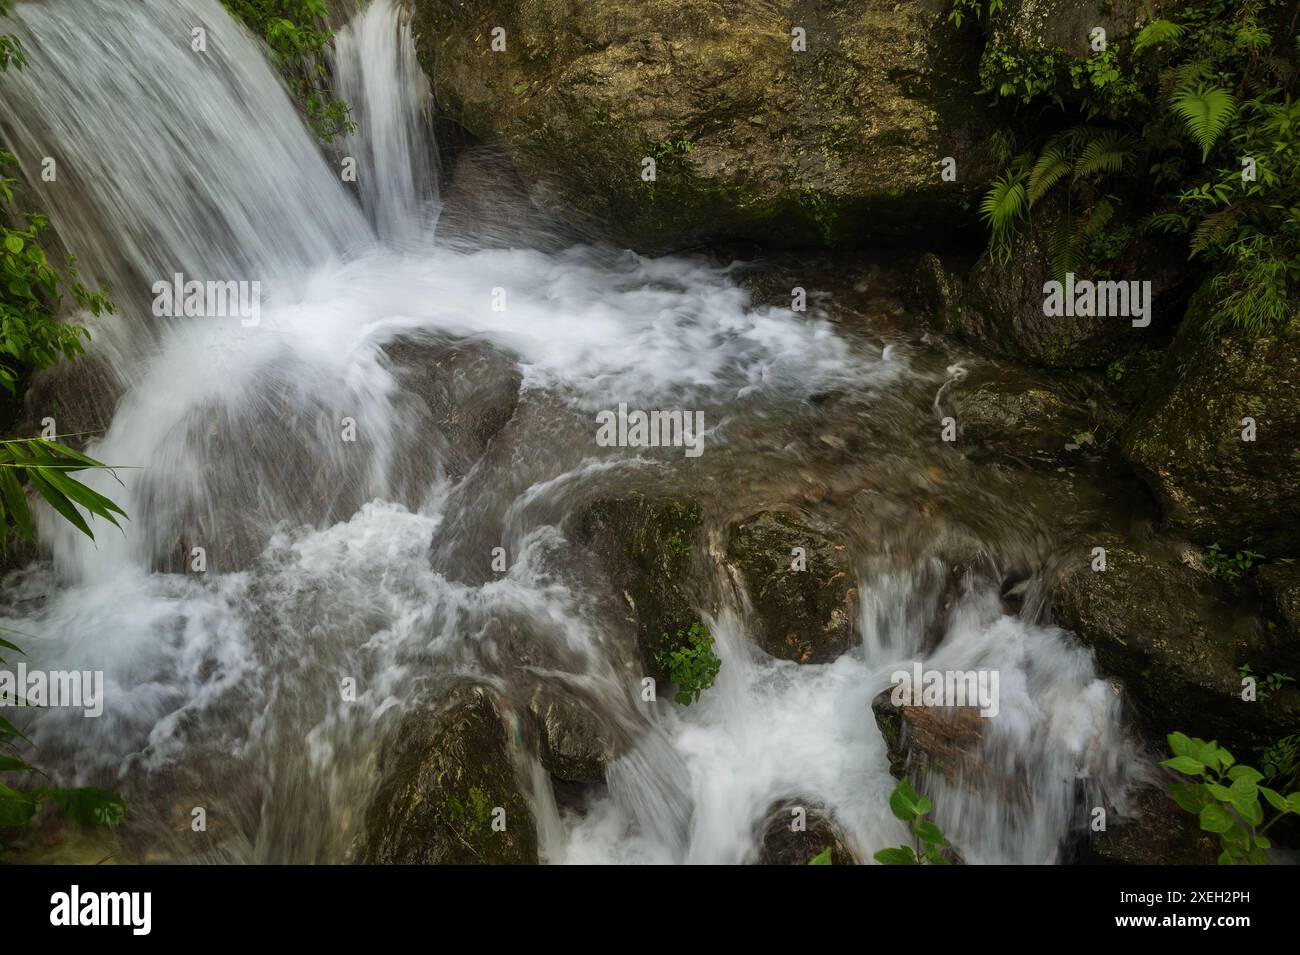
362,687 -> 538,864
1051,534 -> 1299,751
726,510 -> 856,664
1122,285 -> 1300,555
570,493 -> 704,678
411,0 -> 992,251
753,798 -> 856,864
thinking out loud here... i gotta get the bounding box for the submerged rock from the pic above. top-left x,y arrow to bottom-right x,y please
411,0 -> 991,251
726,509 -> 856,663
753,798 -> 856,865
361,687 -> 538,864
1123,284 -> 1300,555
382,335 -> 523,480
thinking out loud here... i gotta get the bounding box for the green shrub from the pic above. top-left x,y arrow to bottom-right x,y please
219,0 -> 353,142
1161,732 -> 1300,864
657,621 -> 720,705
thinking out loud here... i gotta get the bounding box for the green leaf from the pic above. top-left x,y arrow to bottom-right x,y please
1167,782 -> 1207,813
1227,765 -> 1263,784
808,847 -> 832,865
889,778 -> 924,823
0,753 -> 35,772
1260,787 -> 1289,813
1168,732 -> 1196,758
873,846 -> 918,865
44,786 -> 127,828
3,234 -> 22,254
1199,803 -> 1235,833
914,820 -> 949,846
1161,755 -> 1206,776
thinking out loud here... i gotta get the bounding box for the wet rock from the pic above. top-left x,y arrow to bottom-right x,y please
570,493 -> 704,679
1050,534 -> 1299,750
411,0 -> 992,252
871,689 -> 985,784
1081,785 -> 1219,866
753,798 -> 856,865
1255,562 -> 1300,640
361,687 -> 538,864
726,509 -> 856,664
528,684 -> 619,784
947,366 -> 1106,469
986,0 -> 1155,65
437,145 -> 576,249
1122,283 -> 1300,555
382,335 -> 522,480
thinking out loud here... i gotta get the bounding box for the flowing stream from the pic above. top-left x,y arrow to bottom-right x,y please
0,0 -> 1139,864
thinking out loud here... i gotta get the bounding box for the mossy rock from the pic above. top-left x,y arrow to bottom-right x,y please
727,509 -> 856,664
411,0 -> 992,252
570,493 -> 704,679
361,687 -> 538,864
1123,283 -> 1300,555
1050,534 -> 1299,753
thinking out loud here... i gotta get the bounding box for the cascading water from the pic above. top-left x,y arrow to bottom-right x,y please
0,0 -> 1139,864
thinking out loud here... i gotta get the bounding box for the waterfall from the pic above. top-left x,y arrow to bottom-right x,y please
0,0 -> 1137,864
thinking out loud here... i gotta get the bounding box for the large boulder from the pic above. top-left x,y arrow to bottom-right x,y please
412,0 -> 992,251
726,509 -> 857,663
361,687 -> 538,864
1050,534 -> 1300,751
1123,284 -> 1300,555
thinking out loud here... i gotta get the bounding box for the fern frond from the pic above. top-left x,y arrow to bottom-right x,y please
1133,20 -> 1184,55
1028,146 -> 1071,203
1047,216 -> 1084,281
1189,206 -> 1243,258
979,171 -> 1029,262
1171,84 -> 1237,160
1074,131 -> 1136,180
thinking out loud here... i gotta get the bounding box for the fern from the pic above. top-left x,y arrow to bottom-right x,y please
1133,20 -> 1184,55
1074,131 -> 1135,179
1047,216 -> 1084,280
1190,206 -> 1243,257
979,171 -> 1028,262
1028,145 -> 1071,203
1171,84 -> 1237,160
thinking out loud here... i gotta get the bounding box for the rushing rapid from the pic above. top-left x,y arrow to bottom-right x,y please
0,0 -> 1137,864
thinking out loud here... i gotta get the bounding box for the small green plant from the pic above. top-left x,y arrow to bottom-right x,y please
1258,734 -> 1298,789
1238,663 -> 1295,701
1205,542 -> 1264,580
873,778 -> 951,865
1161,732 -> 1300,864
657,621 -> 720,705
219,0 -> 353,143
667,533 -> 691,558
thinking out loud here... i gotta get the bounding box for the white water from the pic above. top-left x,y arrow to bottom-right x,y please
0,0 -> 1136,863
